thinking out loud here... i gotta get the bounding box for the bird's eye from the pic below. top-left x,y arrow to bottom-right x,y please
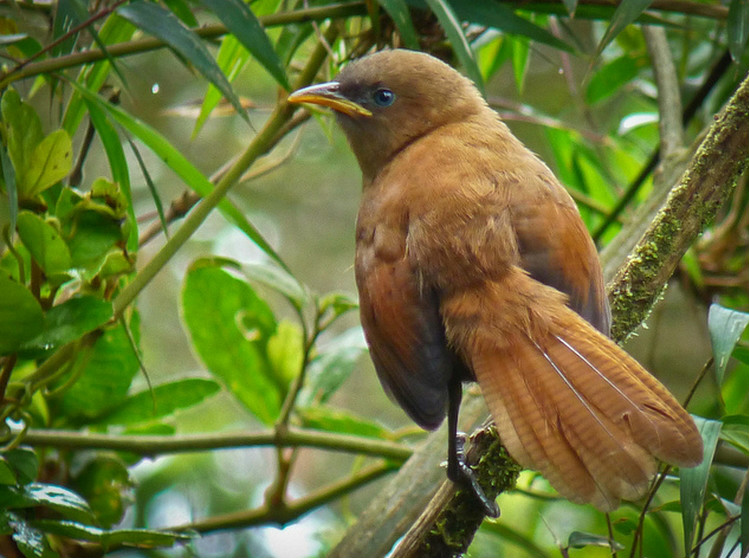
372,88 -> 395,107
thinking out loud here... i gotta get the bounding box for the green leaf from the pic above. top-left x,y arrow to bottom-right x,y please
98,378 -> 221,426
561,0 -> 577,16
452,2 -> 573,53
242,260 -> 307,309
728,0 -> 749,62
586,55 -> 643,104
0,275 -> 44,355
318,292 -> 358,322
568,531 -> 623,550
511,36 -> 530,94
299,327 -> 367,406
424,0 -> 484,94
71,455 -> 132,528
0,483 -> 95,524
197,0 -> 290,90
378,0 -> 420,49
3,448 -> 39,485
708,303 -> 749,385
58,317 -> 140,422
65,80 -> 290,272
117,0 -> 249,124
680,417 -> 722,554
298,405 -> 391,439
30,519 -> 193,548
15,211 -> 72,278
267,320 -> 304,388
1,89 -> 43,185
22,297 -> 113,352
0,458 -> 16,485
22,130 -> 73,198
743,471 -> 749,558
1,143 -> 18,234
182,264 -> 281,423
595,0 -> 654,55
8,513 -> 58,558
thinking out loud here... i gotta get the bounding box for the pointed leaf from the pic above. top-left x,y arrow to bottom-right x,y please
0,483 -> 94,524
586,55 -> 642,104
596,0 -> 654,55
728,0 -> 749,62
0,275 -> 44,355
117,0 -> 249,123
511,36 -> 530,94
197,0 -> 289,90
708,303 -> 749,385
680,417 -> 722,554
15,211 -> 72,277
22,130 -> 73,198
424,0 -> 484,94
378,0 -> 420,49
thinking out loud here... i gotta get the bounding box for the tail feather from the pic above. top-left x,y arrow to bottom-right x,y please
456,278 -> 703,511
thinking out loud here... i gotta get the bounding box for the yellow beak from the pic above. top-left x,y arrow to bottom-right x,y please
287,82 -> 372,118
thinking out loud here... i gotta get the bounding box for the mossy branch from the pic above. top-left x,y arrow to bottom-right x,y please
327,68 -> 749,558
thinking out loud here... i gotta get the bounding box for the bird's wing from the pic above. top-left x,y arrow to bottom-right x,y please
510,177 -> 611,335
356,242 -> 454,430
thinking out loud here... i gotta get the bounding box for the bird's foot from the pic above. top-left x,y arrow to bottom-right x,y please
448,433 -> 500,518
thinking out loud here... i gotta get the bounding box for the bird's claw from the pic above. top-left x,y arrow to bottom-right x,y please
450,433 -> 500,518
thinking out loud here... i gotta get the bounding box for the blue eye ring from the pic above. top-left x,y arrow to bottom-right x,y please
373,88 -> 396,107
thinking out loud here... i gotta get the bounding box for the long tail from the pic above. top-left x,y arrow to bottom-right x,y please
446,272 -> 703,511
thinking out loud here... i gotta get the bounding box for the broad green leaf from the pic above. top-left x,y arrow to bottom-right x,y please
117,0 -> 249,124
3,448 -> 39,485
66,210 -> 125,270
22,130 -> 73,198
182,264 -> 281,423
98,378 -> 221,426
163,0 -> 199,27
0,275 -> 44,355
71,456 -> 132,528
728,0 -> 749,62
8,513 -> 58,558
267,320 -> 304,388
586,55 -> 643,104
22,297 -> 113,352
242,260 -> 307,308
58,317 -> 140,422
681,417 -> 722,554
299,327 -> 367,406
31,519 -> 192,548
424,0 -> 484,94
1,89 -> 43,183
720,415 -> 749,454
65,80 -> 290,272
596,0 -> 654,56
568,531 -> 623,550
708,303 -> 749,385
0,483 -> 94,524
15,211 -> 72,278
378,0 -> 420,49
1,143 -> 18,233
198,0 -> 290,90
298,406 -> 391,439
0,459 -> 16,485
452,2 -> 573,53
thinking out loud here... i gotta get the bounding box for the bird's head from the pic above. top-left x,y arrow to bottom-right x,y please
288,49 -> 487,180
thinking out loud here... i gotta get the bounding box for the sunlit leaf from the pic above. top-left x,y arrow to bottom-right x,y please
586,55 -> 643,104
267,320 -> 304,388
708,303 -> 749,385
424,0 -> 484,94
22,130 -> 73,198
0,275 -> 44,355
182,264 -> 281,423
680,417 -> 722,554
0,483 -> 95,525
30,519 -> 193,548
117,0 -> 249,123
198,0 -> 290,89
511,36 -> 530,94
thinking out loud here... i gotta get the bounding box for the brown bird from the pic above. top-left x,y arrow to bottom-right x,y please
288,49 -> 703,514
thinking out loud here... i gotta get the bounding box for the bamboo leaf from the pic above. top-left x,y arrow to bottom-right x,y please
728,0 -> 749,62
424,0 -> 484,94
198,0 -> 290,90
117,0 -> 249,123
708,303 -> 749,386
595,0 -> 654,56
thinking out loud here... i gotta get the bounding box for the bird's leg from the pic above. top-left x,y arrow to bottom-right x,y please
447,379 -> 500,518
